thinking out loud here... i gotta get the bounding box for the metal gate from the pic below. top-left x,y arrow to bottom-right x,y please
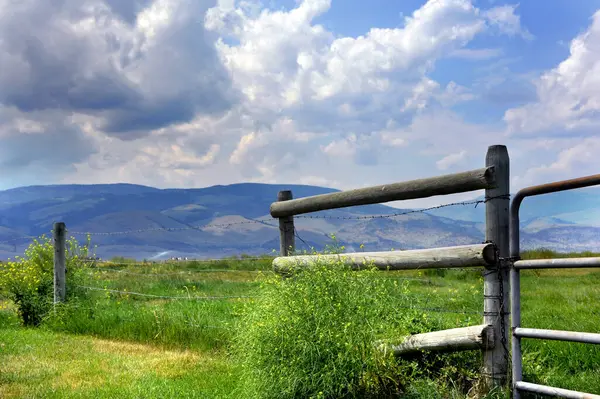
510,174 -> 600,398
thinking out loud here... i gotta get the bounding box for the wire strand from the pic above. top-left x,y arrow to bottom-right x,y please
90,268 -> 269,276
76,285 -> 256,300
0,194 -> 509,240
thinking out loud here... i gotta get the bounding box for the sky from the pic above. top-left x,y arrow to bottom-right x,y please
1,0 -> 600,208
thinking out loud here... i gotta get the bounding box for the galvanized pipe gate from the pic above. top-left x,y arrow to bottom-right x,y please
509,174 -> 600,399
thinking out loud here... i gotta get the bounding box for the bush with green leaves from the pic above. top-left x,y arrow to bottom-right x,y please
233,230 -> 497,398
232,256 -> 416,399
0,234 -> 93,326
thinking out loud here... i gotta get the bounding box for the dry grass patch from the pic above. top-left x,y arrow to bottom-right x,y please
91,338 -> 207,378
0,328 -> 234,398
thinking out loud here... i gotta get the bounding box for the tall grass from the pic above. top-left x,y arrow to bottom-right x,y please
41,259 -> 266,352
44,298 -> 241,352
1,247 -> 599,398
231,259 -> 491,399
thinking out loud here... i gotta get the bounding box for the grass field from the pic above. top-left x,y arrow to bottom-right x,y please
1,250 -> 599,398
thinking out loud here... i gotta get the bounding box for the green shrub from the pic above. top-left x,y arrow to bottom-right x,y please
0,234 -> 93,326
232,258 -> 413,399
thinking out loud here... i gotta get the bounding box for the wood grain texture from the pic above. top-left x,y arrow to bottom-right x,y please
483,145 -> 510,388
272,243 -> 497,274
379,324 -> 494,356
53,222 -> 66,304
270,167 -> 496,217
277,190 -> 295,256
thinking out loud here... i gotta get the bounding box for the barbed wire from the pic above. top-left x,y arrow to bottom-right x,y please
66,218 -> 279,236
76,284 -> 481,315
89,268 -> 270,276
0,195 -> 508,242
78,256 -> 276,265
0,235 -> 39,245
290,194 -> 510,220
76,285 -> 256,300
396,304 -> 483,315
294,228 -> 311,250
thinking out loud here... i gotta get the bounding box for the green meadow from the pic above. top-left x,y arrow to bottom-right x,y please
1,249 -> 599,398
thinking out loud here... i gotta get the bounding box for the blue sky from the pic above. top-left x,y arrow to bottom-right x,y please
1,0 -> 600,208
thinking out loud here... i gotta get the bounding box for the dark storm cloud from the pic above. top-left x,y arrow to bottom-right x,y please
1,34 -> 141,113
99,4 -> 238,134
0,112 -> 96,170
0,0 -> 237,139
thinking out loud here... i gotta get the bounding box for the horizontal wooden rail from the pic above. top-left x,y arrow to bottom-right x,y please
272,243 -> 497,274
270,167 -> 496,217
378,324 -> 494,356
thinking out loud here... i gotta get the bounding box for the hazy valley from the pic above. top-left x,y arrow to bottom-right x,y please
1,183 -> 598,260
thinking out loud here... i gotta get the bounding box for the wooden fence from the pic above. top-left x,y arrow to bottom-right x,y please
49,142 -> 600,397
270,144 -> 511,392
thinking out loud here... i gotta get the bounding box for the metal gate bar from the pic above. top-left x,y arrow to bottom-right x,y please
514,327 -> 600,344
509,173 -> 600,399
514,257 -> 600,269
514,382 -> 600,399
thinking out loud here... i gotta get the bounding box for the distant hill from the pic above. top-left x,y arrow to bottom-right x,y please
0,183 -> 598,260
426,187 -> 600,225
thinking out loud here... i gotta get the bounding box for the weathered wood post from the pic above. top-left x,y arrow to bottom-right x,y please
53,222 -> 66,304
277,190 -> 295,256
483,145 -> 510,389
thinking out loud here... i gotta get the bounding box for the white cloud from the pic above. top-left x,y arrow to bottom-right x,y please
208,0 -> 505,109
402,78 -> 441,112
436,150 -> 468,170
392,109 -> 503,157
229,131 -> 268,165
512,138 -> 600,189
0,0 -> 550,208
0,0 -> 236,134
200,0 -> 521,182
320,135 -> 358,158
504,10 -> 600,136
484,4 -> 533,40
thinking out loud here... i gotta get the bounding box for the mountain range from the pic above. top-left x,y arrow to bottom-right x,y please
0,182 -> 598,261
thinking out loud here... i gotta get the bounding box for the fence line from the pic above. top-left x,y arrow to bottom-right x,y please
76,283 -> 482,315
3,143 -> 598,396
269,145 -> 510,391
76,285 -> 255,301
394,304 -> 483,316
0,192 -> 510,269
290,195 -> 508,220
0,235 -> 39,245
74,254 -> 487,317
89,269 -> 268,276
67,219 -> 279,236
0,194 -> 506,248
79,259 -> 276,266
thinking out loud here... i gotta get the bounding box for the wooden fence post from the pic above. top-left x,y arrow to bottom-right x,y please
277,190 -> 295,256
53,222 -> 66,304
483,145 -> 510,389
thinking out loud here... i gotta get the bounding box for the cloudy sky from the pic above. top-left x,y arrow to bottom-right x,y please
1,0 -> 600,207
